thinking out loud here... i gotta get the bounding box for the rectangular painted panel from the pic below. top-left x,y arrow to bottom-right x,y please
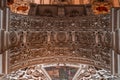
45,66 -> 78,80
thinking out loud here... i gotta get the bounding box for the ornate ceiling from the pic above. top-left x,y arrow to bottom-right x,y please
9,12 -> 111,71
0,0 -> 119,79
6,10 -> 112,80
7,0 -> 114,15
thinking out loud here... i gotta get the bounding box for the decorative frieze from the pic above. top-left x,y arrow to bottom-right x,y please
9,13 -> 111,31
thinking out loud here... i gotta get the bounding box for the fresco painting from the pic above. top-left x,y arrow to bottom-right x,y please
45,66 -> 78,80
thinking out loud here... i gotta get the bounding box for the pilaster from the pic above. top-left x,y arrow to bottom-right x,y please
0,0 -> 10,74
111,7 -> 120,77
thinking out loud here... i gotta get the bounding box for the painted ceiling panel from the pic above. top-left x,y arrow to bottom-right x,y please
44,66 -> 78,80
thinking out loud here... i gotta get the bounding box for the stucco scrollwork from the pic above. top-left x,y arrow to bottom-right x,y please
9,31 -> 20,47
7,65 -> 48,80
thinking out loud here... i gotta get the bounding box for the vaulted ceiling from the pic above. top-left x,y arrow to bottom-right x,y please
8,0 -> 117,15
7,0 -> 120,6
